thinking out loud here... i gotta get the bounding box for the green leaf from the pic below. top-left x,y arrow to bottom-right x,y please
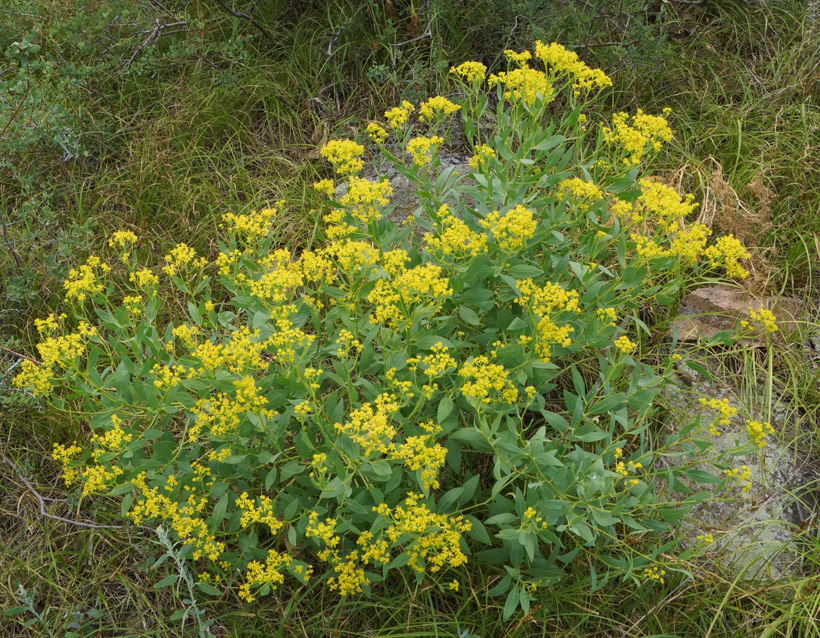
154,574 -> 178,588
211,493 -> 229,533
265,467 -> 278,490
588,393 -> 627,416
488,573 -> 512,597
196,582 -> 222,596
682,469 -> 720,484
589,509 -> 619,527
280,461 -> 304,482
169,608 -> 188,621
459,305 -> 480,325
438,486 -> 464,512
465,516 -> 492,544
532,134 -> 566,152
503,586 -> 521,620
4,607 -> 28,617
507,264 -> 543,278
437,397 -> 454,422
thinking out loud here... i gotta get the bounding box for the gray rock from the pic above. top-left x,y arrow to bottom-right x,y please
662,365 -> 819,580
334,152 -> 472,229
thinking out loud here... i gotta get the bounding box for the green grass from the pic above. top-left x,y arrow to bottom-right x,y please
2,0 -> 820,635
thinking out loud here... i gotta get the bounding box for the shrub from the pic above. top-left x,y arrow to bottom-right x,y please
15,43 -> 758,618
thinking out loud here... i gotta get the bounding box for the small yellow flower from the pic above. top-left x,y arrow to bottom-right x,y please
320,139 -> 365,177
614,335 -> 636,355
366,122 -> 388,144
313,179 -> 335,197
418,96 -> 461,123
384,101 -> 415,129
407,136 -> 444,166
450,61 -> 487,83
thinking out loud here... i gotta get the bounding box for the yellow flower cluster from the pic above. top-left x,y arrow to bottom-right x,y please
366,122 -> 388,144
324,239 -> 379,273
34,321 -> 96,368
489,64 -> 552,106
80,462 -> 123,497
129,268 -> 159,289
306,513 -> 376,596
503,49 -> 532,66
367,263 -> 452,327
52,442 -> 82,486
459,356 -> 519,405
450,61 -> 487,83
380,493 -> 471,573
34,314 -> 62,334
171,323 -> 199,346
221,205 -> 280,243
533,41 -> 612,95
64,256 -> 110,302
339,176 -> 393,224
129,472 -> 224,561
236,492 -> 282,532
384,100 -> 415,129
407,135 -> 444,166
614,335 -> 636,355
697,533 -> 715,544
597,307 -> 617,326
703,235 -> 751,280
238,550 -> 304,602
381,248 -> 411,277
745,420 -> 775,449
393,421 -> 448,490
122,295 -> 143,316
602,110 -> 673,168
614,452 -> 642,488
13,360 -> 55,396
516,279 -> 580,361
642,565 -> 667,584
633,179 -> 698,232
669,223 -> 711,264
162,243 -> 204,276
335,329 -> 362,358
724,465 -> 752,493
468,144 -> 494,170
334,393 -> 400,456
320,139 -> 365,176
108,230 -> 138,261
480,205 -> 537,252
313,178 -> 335,197
418,96 -> 461,123
699,397 -> 737,436
535,40 -> 612,95
419,342 -> 457,377
425,204 -> 486,260
556,177 -> 604,211
90,415 -> 133,459
151,363 -> 185,391
743,307 -> 778,334
189,376 -> 273,440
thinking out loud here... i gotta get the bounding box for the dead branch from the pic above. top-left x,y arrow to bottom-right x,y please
2,454 -> 154,532
212,0 -> 274,42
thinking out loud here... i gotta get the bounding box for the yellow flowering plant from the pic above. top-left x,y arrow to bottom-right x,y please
15,43 -> 764,621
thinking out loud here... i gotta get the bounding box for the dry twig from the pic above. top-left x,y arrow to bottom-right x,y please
2,454 -> 154,532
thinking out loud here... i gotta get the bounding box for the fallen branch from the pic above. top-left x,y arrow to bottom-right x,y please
2,454 -> 154,532
212,0 -> 274,42
0,346 -> 40,365
326,2 -> 367,57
